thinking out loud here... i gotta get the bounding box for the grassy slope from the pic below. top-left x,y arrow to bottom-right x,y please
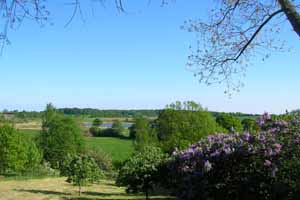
19,129 -> 134,163
0,177 -> 172,200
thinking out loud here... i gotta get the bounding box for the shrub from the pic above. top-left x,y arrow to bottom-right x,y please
167,113 -> 300,200
242,118 -> 260,133
92,118 -> 103,127
86,148 -> 113,172
216,113 -> 243,133
100,128 -> 120,137
155,109 -> 221,152
89,126 -> 101,137
64,154 -> 102,195
116,146 -> 168,200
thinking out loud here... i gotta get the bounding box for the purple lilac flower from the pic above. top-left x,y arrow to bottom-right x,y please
274,143 -> 282,154
264,160 -> 272,167
204,160 -> 212,172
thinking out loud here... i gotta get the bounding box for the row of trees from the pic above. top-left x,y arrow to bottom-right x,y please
89,119 -> 126,138
0,104 -> 110,195
128,101 -> 260,153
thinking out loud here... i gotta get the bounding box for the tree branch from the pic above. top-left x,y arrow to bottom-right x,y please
278,0 -> 300,37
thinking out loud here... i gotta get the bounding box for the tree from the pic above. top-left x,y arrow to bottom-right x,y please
92,118 -> 103,127
0,124 -> 42,175
183,0 -> 300,93
64,154 -> 101,195
39,111 -> 85,169
130,117 -> 157,150
216,113 -> 243,133
0,124 -> 28,174
42,103 -> 57,129
112,120 -> 124,132
155,102 -> 221,152
116,146 -> 167,200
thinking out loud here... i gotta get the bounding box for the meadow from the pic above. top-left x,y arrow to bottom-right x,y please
19,129 -> 134,163
0,177 -> 172,200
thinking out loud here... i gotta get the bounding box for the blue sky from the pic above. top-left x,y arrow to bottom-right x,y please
0,1 -> 299,114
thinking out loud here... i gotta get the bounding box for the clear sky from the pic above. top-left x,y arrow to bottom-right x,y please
0,1 -> 299,114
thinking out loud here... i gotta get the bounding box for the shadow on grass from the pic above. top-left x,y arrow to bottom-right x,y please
61,197 -> 174,200
15,189 -> 71,195
15,189 -> 175,200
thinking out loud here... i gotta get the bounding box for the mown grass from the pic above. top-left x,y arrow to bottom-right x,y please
19,129 -> 134,163
0,177 -> 173,200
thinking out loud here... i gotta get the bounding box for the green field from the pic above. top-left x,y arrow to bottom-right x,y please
85,137 -> 134,162
19,129 -> 134,162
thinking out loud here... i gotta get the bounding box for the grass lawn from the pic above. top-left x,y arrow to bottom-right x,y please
19,129 -> 134,163
0,177 -> 173,200
85,137 -> 134,163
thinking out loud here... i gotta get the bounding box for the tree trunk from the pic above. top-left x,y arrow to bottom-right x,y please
278,0 -> 300,37
145,189 -> 149,200
78,185 -> 81,196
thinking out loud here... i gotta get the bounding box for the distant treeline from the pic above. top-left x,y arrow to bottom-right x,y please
57,108 -> 161,118
1,108 -> 261,121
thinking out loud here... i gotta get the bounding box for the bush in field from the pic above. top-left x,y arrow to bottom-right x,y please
167,113 -> 300,200
39,115 -> 84,170
89,126 -> 101,137
155,108 -> 221,152
111,120 -> 124,135
92,118 -> 103,127
216,113 -> 243,133
64,154 -> 102,195
116,146 -> 168,200
86,148 -> 113,172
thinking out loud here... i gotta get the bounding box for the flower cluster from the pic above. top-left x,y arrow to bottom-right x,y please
167,113 -> 300,200
172,130 -> 281,176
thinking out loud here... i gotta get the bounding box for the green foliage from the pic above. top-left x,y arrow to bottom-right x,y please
64,154 -> 102,195
130,117 -> 157,150
42,103 -> 57,129
112,120 -> 124,134
116,146 -> 168,200
0,125 -> 43,175
242,118 -> 259,133
155,108 -> 221,152
86,148 -> 113,172
0,125 -> 28,174
89,126 -> 101,137
216,113 -> 243,133
58,108 -> 160,118
92,118 -> 103,127
39,105 -> 84,169
24,140 -> 43,173
166,100 -> 203,111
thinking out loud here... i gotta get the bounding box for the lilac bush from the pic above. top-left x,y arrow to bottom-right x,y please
167,113 -> 300,200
